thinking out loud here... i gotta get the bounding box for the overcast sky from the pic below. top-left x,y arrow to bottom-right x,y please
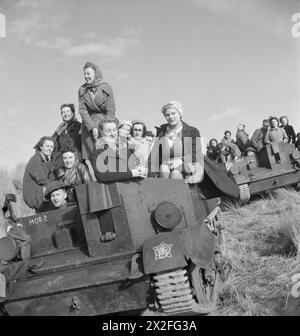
0,0 -> 299,168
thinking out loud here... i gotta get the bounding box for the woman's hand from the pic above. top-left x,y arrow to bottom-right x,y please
169,158 -> 183,170
92,128 -> 99,141
131,166 -> 148,178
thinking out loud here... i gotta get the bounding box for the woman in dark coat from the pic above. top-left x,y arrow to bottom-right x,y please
78,62 -> 116,161
56,147 -> 91,187
22,136 -> 55,213
279,115 -> 296,144
90,116 -> 148,183
150,100 -> 202,181
52,103 -> 82,168
206,138 -> 220,162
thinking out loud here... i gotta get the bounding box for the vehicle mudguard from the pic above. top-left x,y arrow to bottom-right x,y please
182,222 -> 215,268
199,156 -> 240,199
142,231 -> 187,275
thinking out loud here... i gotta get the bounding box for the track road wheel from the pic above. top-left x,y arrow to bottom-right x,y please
238,183 -> 250,205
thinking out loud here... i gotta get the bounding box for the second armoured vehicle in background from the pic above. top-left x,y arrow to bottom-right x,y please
226,142 -> 300,203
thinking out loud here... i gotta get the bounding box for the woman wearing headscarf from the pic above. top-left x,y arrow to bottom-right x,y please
149,101 -> 240,199
206,138 -> 220,162
22,136 -> 55,213
52,103 -> 82,168
78,62 -> 116,161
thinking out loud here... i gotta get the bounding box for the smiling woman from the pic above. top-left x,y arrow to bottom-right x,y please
78,62 -> 116,161
22,136 -> 55,213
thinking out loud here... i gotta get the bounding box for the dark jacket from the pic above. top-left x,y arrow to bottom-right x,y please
251,127 -> 268,151
56,161 -> 91,187
52,120 -> 82,167
206,145 -> 220,162
22,151 -> 55,211
280,124 -> 296,144
236,130 -> 251,153
89,143 -> 137,183
78,82 -> 116,160
150,121 -> 201,173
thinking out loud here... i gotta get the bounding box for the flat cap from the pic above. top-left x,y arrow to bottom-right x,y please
44,181 -> 67,199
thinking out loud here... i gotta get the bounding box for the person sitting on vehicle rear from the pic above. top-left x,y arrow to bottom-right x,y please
128,120 -> 151,168
295,133 -> 300,151
89,116 -> 148,183
219,142 -> 241,163
23,136 -> 56,213
235,124 -> 251,155
206,138 -> 220,162
151,100 -> 203,182
56,146 -> 91,187
264,116 -> 288,163
221,130 -> 235,146
145,130 -> 155,147
118,120 -> 132,140
44,180 -> 69,210
52,103 -> 82,169
279,115 -> 296,144
251,119 -> 270,152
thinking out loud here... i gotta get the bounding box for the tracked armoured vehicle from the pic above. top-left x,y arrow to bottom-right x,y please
0,175 -> 231,316
226,142 -> 300,204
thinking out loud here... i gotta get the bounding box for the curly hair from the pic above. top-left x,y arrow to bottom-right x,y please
83,62 -> 103,80
61,143 -> 78,160
60,103 -> 75,114
98,115 -> 119,132
279,115 -> 289,124
269,116 -> 279,126
131,120 -> 147,138
33,136 -> 54,151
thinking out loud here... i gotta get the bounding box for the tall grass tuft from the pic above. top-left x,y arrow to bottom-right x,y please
216,188 -> 300,316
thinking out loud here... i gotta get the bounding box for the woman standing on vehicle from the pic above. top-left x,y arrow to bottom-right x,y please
52,103 -> 82,168
22,136 -> 55,213
264,116 -> 288,163
78,62 -> 116,162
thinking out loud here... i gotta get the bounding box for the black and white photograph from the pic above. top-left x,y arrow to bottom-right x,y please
0,0 -> 300,320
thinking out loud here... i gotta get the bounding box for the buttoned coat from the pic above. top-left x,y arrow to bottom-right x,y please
78,82 -> 116,160
22,151 -> 55,211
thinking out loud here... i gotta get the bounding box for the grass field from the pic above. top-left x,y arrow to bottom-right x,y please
216,188 -> 300,316
0,165 -> 300,315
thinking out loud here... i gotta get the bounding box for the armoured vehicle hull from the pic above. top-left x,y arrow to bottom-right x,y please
226,143 -> 300,203
0,178 -> 223,316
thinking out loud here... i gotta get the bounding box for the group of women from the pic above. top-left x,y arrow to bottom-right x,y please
22,62 -> 209,213
206,116 -> 299,164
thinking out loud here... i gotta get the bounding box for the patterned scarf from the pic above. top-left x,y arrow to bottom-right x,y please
165,123 -> 183,143
54,117 -> 78,136
83,63 -> 103,94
